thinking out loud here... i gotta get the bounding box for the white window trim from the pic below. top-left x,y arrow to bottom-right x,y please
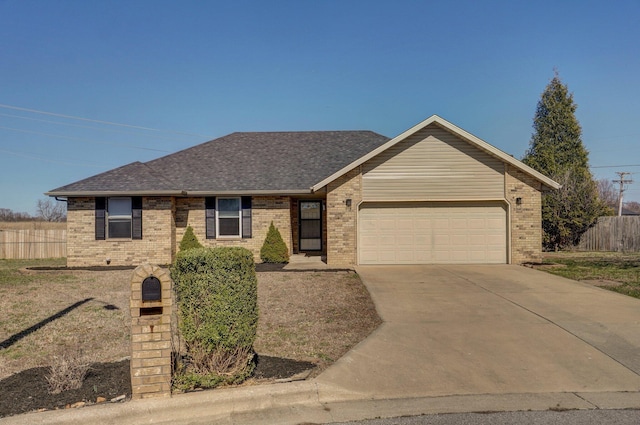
216,197 -> 242,238
107,197 -> 132,239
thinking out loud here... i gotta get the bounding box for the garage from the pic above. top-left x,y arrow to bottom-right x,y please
358,202 -> 507,265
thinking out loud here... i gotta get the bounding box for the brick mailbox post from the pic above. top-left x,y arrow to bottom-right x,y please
130,264 -> 173,399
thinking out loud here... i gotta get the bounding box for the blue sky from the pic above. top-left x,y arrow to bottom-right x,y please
1,0 -> 639,214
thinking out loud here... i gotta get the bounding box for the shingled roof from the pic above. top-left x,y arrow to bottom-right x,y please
47,131 -> 390,196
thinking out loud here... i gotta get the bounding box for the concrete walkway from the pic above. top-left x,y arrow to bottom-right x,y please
282,253 -> 333,270
3,265 -> 640,424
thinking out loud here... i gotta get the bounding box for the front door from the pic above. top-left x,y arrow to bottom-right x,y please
299,201 -> 322,251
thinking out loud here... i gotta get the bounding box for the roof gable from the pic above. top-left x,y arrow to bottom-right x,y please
361,123 -> 506,200
312,115 -> 561,191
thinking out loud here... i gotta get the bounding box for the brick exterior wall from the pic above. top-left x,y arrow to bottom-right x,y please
66,197 -> 173,267
326,167 -> 362,266
506,165 -> 543,264
322,164 -> 544,266
65,169 -> 544,267
130,264 -> 172,399
67,195 -> 291,267
175,196 -> 292,262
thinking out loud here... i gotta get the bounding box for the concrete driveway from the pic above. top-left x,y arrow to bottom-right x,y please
315,265 -> 640,401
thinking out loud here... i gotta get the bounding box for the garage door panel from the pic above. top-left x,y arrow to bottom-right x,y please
396,219 -> 414,230
359,202 -> 507,265
468,235 -> 488,245
450,235 -> 469,246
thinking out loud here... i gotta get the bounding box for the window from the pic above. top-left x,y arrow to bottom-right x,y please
95,196 -> 142,240
217,197 -> 241,237
205,196 -> 252,239
108,197 -> 132,238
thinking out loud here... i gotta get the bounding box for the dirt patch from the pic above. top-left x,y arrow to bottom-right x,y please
254,270 -> 381,375
0,262 -> 381,418
526,263 -> 568,272
581,279 -> 623,288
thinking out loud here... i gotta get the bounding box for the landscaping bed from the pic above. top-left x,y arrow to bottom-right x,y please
0,259 -> 381,418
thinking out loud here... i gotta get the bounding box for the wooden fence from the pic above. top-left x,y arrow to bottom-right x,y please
577,216 -> 640,252
0,228 -> 67,259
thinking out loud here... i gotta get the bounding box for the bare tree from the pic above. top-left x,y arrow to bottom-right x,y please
36,199 -> 67,222
597,178 -> 618,211
0,208 -> 33,222
625,201 -> 640,214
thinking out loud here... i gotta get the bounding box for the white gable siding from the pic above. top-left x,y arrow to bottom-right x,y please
362,124 -> 505,201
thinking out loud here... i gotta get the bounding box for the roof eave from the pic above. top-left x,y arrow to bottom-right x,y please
46,189 -> 314,197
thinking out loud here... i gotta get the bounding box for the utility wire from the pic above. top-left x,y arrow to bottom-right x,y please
592,164 -> 640,169
0,148 -> 107,167
0,112 -> 199,142
0,125 -> 171,152
0,103 -> 209,138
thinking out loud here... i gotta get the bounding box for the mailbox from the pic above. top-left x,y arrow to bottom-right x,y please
130,263 -> 172,399
142,276 -> 162,301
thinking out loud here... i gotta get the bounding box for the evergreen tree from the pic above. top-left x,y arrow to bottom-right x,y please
523,73 -> 608,250
260,222 -> 289,263
179,226 -> 203,251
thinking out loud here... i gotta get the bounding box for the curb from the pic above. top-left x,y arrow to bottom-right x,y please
2,380 -> 639,425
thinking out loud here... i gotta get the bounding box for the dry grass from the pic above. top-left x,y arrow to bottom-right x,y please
254,271 -> 381,376
0,221 -> 66,230
0,259 -> 131,380
45,348 -> 92,394
0,260 -> 381,381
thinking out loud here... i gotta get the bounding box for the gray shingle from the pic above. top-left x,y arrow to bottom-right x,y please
47,131 -> 390,195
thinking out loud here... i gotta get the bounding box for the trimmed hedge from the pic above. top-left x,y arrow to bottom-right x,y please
179,226 -> 203,251
171,247 -> 258,390
260,222 -> 290,263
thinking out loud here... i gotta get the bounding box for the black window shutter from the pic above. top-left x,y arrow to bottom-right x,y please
241,196 -> 252,238
205,197 -> 216,239
95,197 -> 106,240
132,197 -> 143,240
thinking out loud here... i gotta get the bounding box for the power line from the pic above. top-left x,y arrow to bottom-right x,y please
0,148 -> 106,168
0,125 -> 171,152
0,112 -> 199,142
592,164 -> 640,169
0,103 -> 209,138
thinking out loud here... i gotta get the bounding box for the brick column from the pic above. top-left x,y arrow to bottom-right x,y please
130,264 -> 173,399
326,167 -> 362,266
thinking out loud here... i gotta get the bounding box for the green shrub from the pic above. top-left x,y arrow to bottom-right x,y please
260,222 -> 290,263
179,226 -> 203,251
171,247 -> 258,390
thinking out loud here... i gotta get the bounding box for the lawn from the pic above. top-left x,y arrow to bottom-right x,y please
0,259 -> 130,380
539,251 -> 640,299
0,258 -> 381,417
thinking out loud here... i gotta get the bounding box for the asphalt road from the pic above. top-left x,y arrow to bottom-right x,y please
328,409 -> 640,425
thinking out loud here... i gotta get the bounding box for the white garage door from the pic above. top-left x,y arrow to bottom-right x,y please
359,202 -> 507,264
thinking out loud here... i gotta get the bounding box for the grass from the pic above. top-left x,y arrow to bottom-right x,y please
0,259 -> 381,383
0,259 -> 131,380
540,251 -> 640,298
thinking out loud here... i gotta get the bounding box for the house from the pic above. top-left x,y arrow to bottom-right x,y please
46,115 -> 560,267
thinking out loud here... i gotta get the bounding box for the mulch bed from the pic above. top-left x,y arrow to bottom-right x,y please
0,355 -> 315,418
